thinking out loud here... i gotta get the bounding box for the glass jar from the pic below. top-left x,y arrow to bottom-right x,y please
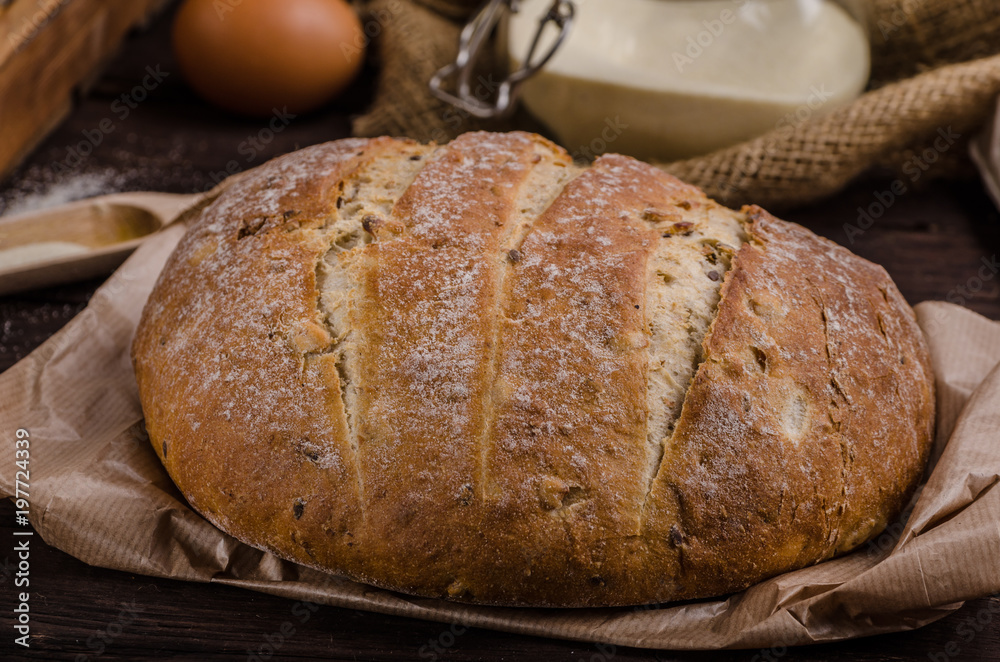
503,0 -> 871,162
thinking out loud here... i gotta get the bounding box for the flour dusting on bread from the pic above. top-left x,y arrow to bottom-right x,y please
132,132 -> 935,607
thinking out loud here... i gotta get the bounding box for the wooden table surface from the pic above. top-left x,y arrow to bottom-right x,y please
2,5 -> 999,661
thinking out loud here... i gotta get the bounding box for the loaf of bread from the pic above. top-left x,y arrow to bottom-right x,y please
132,132 -> 935,607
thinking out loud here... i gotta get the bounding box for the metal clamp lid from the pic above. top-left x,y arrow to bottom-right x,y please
429,0 -> 575,119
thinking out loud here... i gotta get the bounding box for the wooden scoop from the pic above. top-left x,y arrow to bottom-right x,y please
0,191 -> 202,297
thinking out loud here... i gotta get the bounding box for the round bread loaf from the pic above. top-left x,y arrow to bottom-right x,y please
132,132 -> 935,607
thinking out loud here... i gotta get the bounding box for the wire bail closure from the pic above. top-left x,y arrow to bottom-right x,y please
429,0 -> 575,119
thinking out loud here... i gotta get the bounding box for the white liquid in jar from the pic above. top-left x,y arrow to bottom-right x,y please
509,0 -> 870,161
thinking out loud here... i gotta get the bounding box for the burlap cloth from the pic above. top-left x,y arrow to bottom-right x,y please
351,0 -> 1000,209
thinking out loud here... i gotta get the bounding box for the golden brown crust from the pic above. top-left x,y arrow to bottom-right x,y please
351,132 -> 547,593
656,206 -> 935,600
479,153 -> 698,604
132,133 -> 935,607
133,138 -> 380,569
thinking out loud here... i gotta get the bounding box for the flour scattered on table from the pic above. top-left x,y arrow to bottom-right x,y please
0,169 -> 125,217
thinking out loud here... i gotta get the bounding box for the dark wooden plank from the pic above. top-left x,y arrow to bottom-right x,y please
1,3 -> 999,660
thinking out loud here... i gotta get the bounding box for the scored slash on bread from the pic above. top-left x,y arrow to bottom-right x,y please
132,132 -> 934,607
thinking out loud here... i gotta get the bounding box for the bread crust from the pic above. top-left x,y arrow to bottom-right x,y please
132,133 -> 934,607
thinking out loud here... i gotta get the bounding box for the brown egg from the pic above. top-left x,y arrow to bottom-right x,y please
172,0 -> 365,117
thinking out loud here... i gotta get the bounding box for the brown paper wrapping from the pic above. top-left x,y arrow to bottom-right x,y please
2,200 -> 999,650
